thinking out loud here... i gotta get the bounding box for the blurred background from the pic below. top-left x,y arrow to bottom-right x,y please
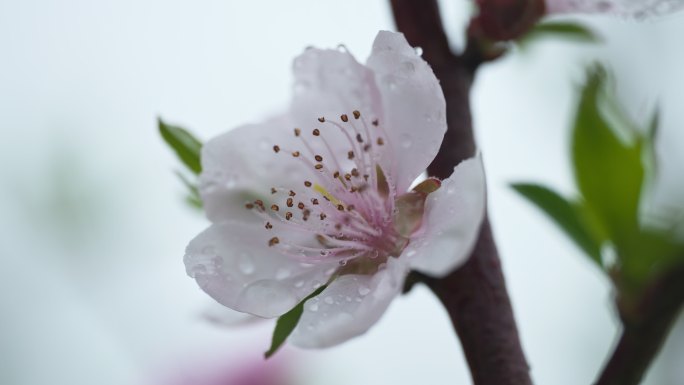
1,1 -> 683,384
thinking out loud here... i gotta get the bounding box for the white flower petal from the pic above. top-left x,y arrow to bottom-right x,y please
546,0 -> 684,18
366,31 -> 447,192
199,115 -> 312,223
406,156 -> 486,277
184,221 -> 337,318
290,257 -> 408,348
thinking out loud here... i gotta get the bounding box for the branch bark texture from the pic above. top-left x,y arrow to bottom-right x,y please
390,1 -> 532,384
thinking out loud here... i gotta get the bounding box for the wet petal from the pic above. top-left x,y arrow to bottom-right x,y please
290,257 -> 408,348
405,156 -> 486,277
546,0 -> 684,18
366,31 -> 447,192
199,115 -> 312,223
184,221 -> 337,318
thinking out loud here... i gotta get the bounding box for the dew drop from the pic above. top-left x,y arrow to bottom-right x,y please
406,249 -> 417,257
276,268 -> 290,280
358,285 -> 371,296
308,300 -> 319,312
324,296 -> 334,305
238,253 -> 255,275
402,60 -> 415,72
401,134 -> 412,149
414,46 -> 423,56
294,280 -> 304,288
240,280 -> 297,316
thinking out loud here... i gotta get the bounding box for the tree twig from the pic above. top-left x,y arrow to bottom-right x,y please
390,1 -> 532,384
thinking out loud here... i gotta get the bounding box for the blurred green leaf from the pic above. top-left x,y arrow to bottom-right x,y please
512,183 -> 603,264
159,117 -> 203,174
265,284 -> 328,359
175,170 -> 203,210
519,20 -> 600,48
572,66 -> 645,245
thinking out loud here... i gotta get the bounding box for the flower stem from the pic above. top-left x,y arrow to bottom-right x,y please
389,1 -> 532,384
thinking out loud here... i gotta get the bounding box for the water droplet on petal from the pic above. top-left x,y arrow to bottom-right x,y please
337,44 -> 348,53
240,280 -> 297,315
324,296 -> 334,305
294,280 -> 304,288
238,253 -> 255,275
406,249 -> 417,257
414,46 -> 423,56
308,300 -> 319,312
400,134 -> 412,149
358,285 -> 371,296
276,268 -> 290,280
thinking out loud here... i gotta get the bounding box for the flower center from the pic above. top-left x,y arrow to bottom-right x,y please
245,110 -> 409,271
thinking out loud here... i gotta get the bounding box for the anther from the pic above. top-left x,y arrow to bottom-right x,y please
318,117 -> 325,123
304,181 -> 312,187
344,173 -> 352,181
302,209 -> 311,221
333,171 -> 340,178
271,187 -> 277,194
353,110 -> 361,119
289,190 -> 296,196
245,203 -> 254,209
294,128 -> 301,137
311,198 -> 319,205
271,204 -> 279,211
254,200 -> 265,209
265,222 -> 273,229
377,137 -> 384,146
337,204 -> 344,211
347,205 -> 355,211
347,151 -> 354,160
268,237 -> 280,246
319,213 -> 327,220
351,168 -> 359,177
292,151 -> 300,157
298,202 -> 305,210
363,144 -> 371,152
314,155 -> 323,162
315,164 -> 323,170
356,134 -> 363,143
312,129 -> 320,136
372,119 -> 379,126
273,145 -> 280,153
285,212 -> 293,220
363,174 -> 369,181
286,198 -> 294,207
341,114 -> 349,122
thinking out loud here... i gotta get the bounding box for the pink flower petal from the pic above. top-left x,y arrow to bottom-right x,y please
184,221 -> 337,318
366,31 -> 447,192
405,156 -> 486,277
546,0 -> 684,18
199,115 -> 312,224
290,257 -> 408,348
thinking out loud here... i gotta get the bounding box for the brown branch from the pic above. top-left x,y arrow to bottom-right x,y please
595,265 -> 684,385
390,1 -> 532,384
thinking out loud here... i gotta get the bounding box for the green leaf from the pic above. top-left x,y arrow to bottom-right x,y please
512,183 -> 603,264
175,170 -> 203,210
572,66 -> 645,244
159,117 -> 203,174
519,20 -> 600,47
264,284 -> 328,359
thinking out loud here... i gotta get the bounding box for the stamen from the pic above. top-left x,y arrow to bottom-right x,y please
341,114 -> 349,122
377,137 -> 384,146
268,237 -> 280,246
364,144 -> 371,152
294,128 -> 301,137
314,155 -> 323,162
285,212 -> 293,220
271,204 -> 279,211
265,222 -> 273,229
292,151 -> 300,157
351,168 -> 359,177
337,204 -> 344,211
289,190 -> 296,196
353,110 -> 361,119
314,164 -> 323,170
271,187 -> 277,194
304,181 -> 312,187
318,117 -> 325,123
254,200 -> 265,210
372,119 -> 379,126
312,129 -> 320,136
286,198 -> 294,207
273,145 -> 280,153
245,203 -> 254,209
298,202 -> 305,210
348,151 -> 354,160
356,134 -> 363,143
319,213 -> 327,220
311,198 -> 319,205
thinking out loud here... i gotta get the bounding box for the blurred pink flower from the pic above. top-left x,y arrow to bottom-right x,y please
545,0 -> 684,18
184,31 -> 486,348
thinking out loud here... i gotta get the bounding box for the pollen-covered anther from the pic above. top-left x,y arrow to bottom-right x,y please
376,137 -> 384,146
294,128 -> 301,137
372,119 -> 379,126
311,198 -> 319,205
319,213 -> 327,220
292,151 -> 300,157
347,205 -> 355,211
297,202 -> 305,210
312,129 -> 320,136
271,204 -> 279,211
337,204 -> 345,211
245,203 -> 254,209
333,171 -> 340,178
341,114 -> 349,122
273,145 -> 280,153
304,181 -> 312,187
315,164 -> 323,170
271,187 -> 277,194
347,151 -> 354,160
353,110 -> 361,119
318,117 -> 325,123
285,212 -> 293,220
351,168 -> 359,177
286,198 -> 294,207
314,155 -> 323,162
265,222 -> 273,230
344,173 -> 352,181
254,200 -> 265,210
268,237 -> 280,247
356,134 -> 363,143
302,209 -> 311,221
289,190 -> 296,197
